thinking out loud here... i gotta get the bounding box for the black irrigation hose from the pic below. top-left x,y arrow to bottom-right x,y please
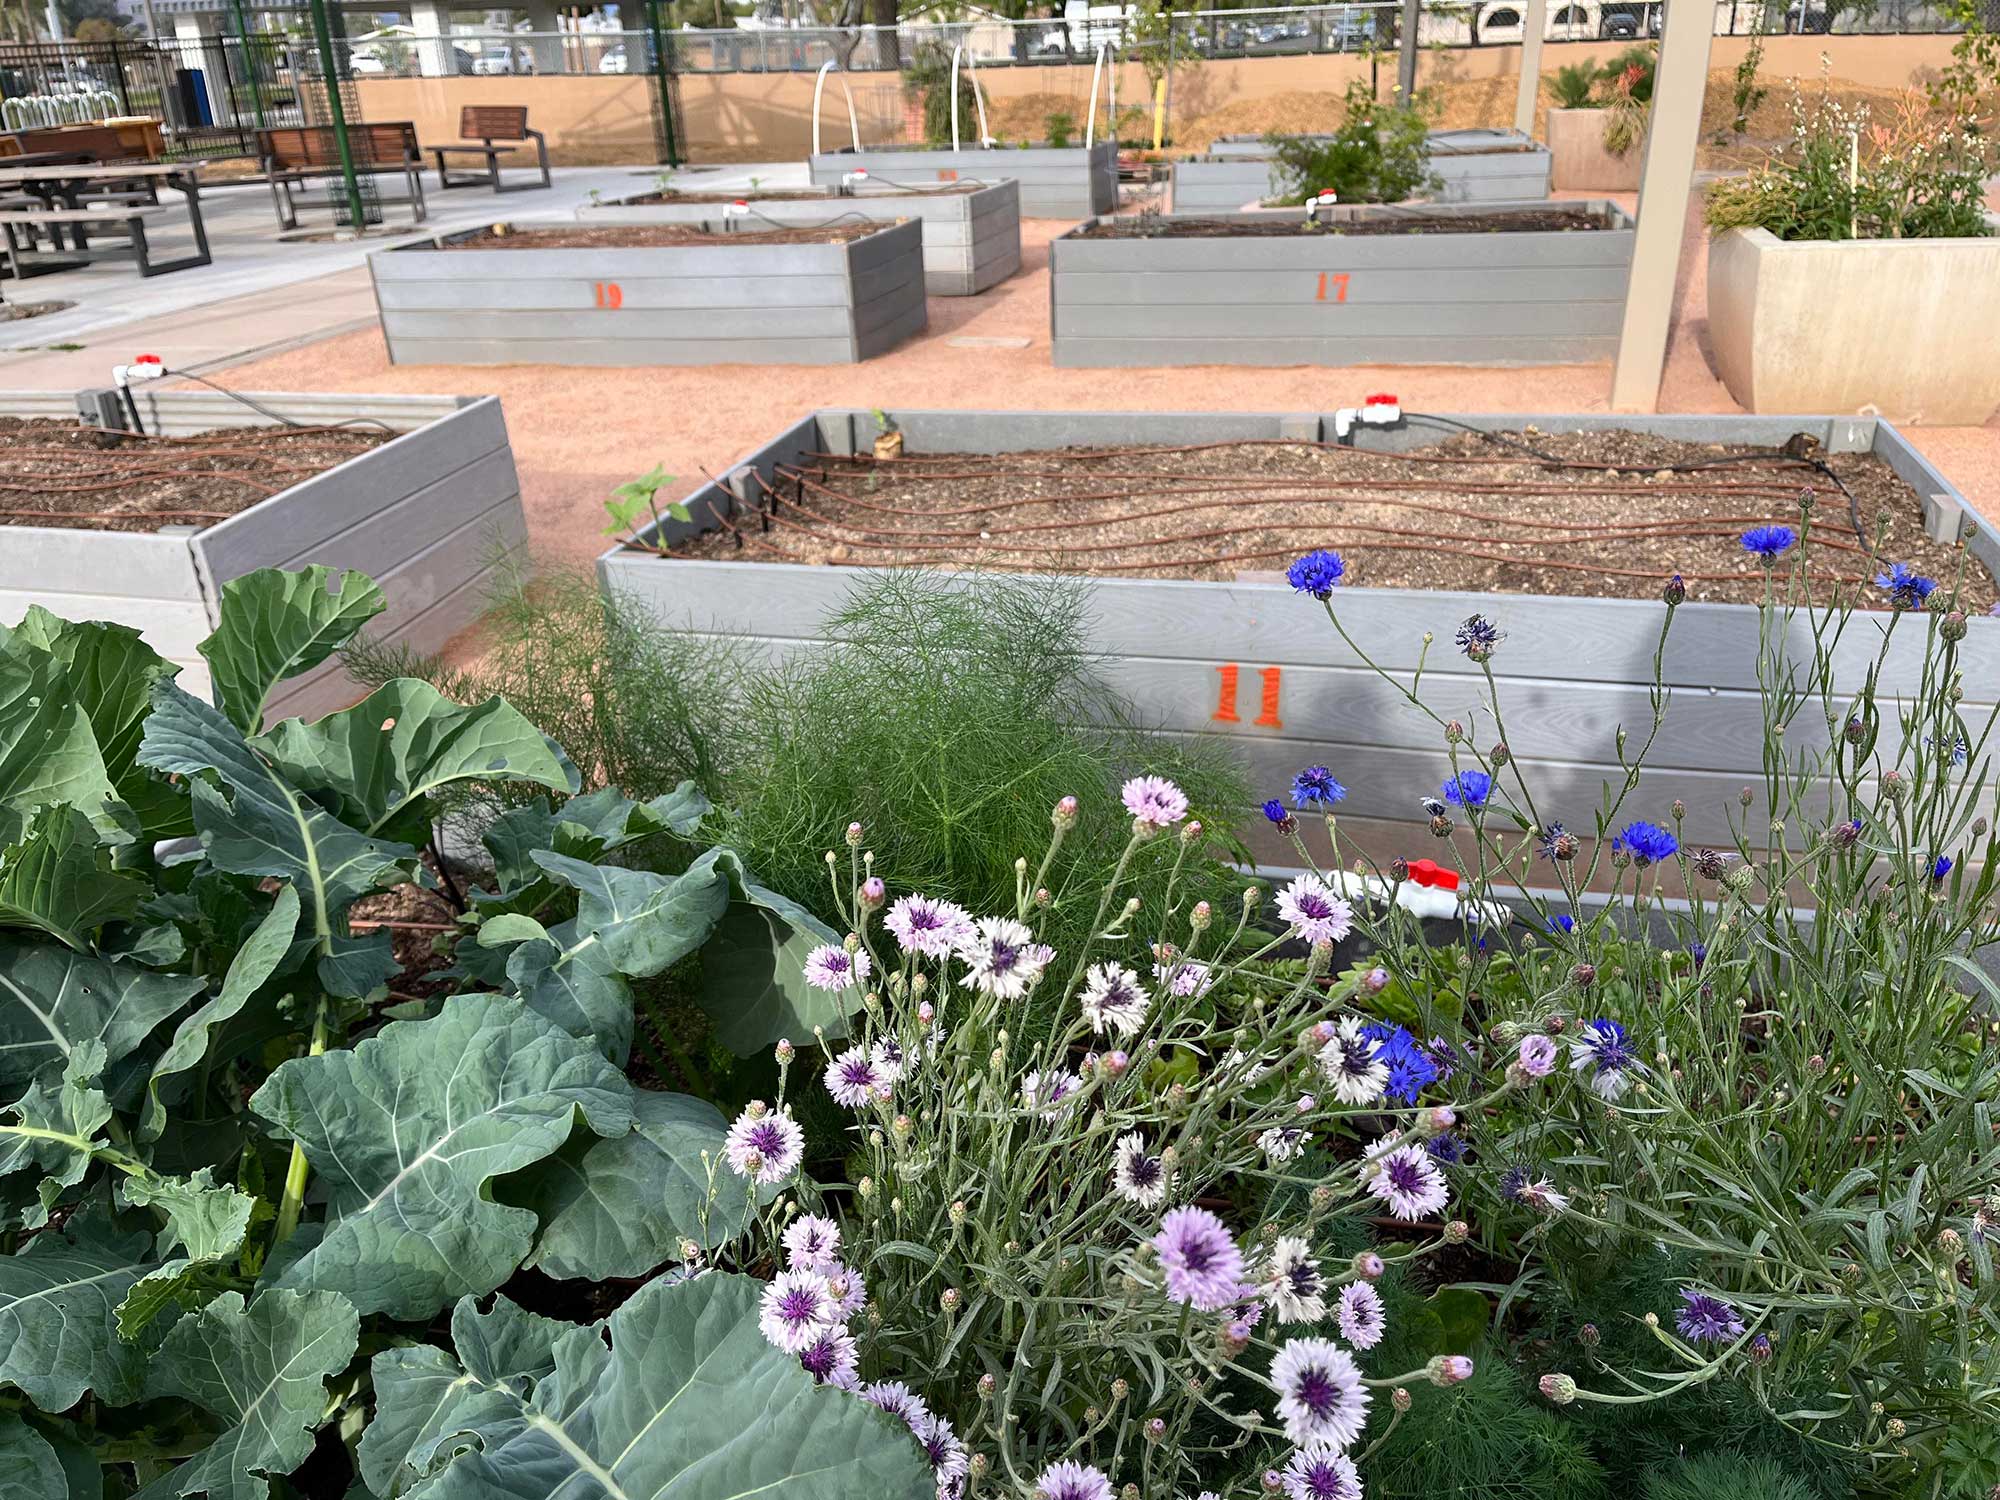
160,368 -> 397,436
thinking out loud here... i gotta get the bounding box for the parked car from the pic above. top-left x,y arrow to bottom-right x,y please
599,44 -> 629,72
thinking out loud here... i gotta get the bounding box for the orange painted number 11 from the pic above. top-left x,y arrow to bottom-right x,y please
1315,273 -> 1350,303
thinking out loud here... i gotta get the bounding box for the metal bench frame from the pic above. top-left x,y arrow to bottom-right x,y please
258,124 -> 428,230
426,106 -> 551,194
0,204 -> 210,278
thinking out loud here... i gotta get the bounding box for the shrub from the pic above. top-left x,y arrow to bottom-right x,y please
1045,109 -> 1075,149
1548,61 -> 1600,110
903,36 -> 980,145
1265,78 -> 1439,206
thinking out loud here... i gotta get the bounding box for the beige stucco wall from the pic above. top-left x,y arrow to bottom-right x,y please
1706,225 -> 2000,426
356,34 -> 1963,166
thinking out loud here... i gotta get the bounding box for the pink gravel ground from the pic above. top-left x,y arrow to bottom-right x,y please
219,195 -> 2000,584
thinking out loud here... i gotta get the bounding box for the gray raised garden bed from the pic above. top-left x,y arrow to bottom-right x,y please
1049,199 -> 1634,368
575,179 -> 1020,297
1173,128 -> 1554,213
596,407 -> 1998,855
0,389 -> 525,722
369,218 -> 927,367
806,141 -> 1117,219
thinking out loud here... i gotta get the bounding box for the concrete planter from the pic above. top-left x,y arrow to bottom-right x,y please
575,180 -> 1020,297
806,141 -> 1117,219
597,407 -> 1998,853
1171,128 -> 1553,213
1546,108 -> 1643,192
0,391 -> 526,721
1049,200 -> 1634,368
370,219 -> 927,366
1706,224 -> 2000,426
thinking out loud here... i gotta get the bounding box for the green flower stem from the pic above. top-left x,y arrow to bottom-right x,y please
273,999 -> 330,1248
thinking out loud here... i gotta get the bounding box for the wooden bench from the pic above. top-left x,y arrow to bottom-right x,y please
257,122 -> 427,230
0,204 -> 209,278
425,106 -> 550,194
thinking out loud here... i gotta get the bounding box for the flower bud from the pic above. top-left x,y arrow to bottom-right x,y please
1262,1472 -> 1285,1493
949,1199 -> 967,1225
1389,857 -> 1410,882
1578,1322 -> 1600,1348
1571,961 -> 1597,989
1053,795 -> 1079,830
1445,720 -> 1465,744
845,821 -> 864,848
1444,1219 -> 1469,1244
1806,1053 -> 1827,1076
1430,813 -> 1455,838
1391,1386 -> 1413,1412
1182,820 -> 1204,845
940,1287 -> 960,1312
1363,966 -> 1390,994
1749,1332 -> 1772,1364
1942,610 -> 1968,643
1354,1251 -> 1385,1280
1490,742 -> 1511,768
969,1455 -> 990,1480
858,1176 -> 873,1197
1885,1417 -> 1906,1440
1539,1373 -> 1577,1405
774,1038 -> 794,1064
1426,1355 -> 1474,1387
1883,769 -> 1909,805
1662,573 -> 1686,607
1145,1417 -> 1166,1443
1192,899 -> 1213,930
1739,787 -> 1754,808
1671,799 -> 1686,822
860,877 -> 885,908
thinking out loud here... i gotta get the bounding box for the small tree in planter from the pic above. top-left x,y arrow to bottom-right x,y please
1264,80 -> 1439,206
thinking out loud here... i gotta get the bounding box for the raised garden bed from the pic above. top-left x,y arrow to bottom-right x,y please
806,141 -> 1117,219
1707,222 -> 2000,426
575,179 -> 1020,297
1050,200 -> 1634,368
369,219 -> 927,367
0,389 -> 525,720
1172,127 -> 1554,213
596,407 -> 1998,851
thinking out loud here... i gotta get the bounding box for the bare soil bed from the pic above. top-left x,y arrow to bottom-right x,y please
627,183 -> 986,205
0,418 -> 389,534
441,222 -> 889,250
666,428 -> 1998,610
1075,206 -> 1608,239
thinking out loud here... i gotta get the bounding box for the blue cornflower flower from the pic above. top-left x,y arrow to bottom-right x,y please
1545,913 -> 1574,934
1455,613 -> 1504,662
1932,854 -> 1954,882
1874,562 -> 1938,610
1442,770 -> 1492,809
1690,941 -> 1707,969
1571,1017 -> 1638,1099
1926,733 -> 1969,767
1286,549 -> 1345,599
1740,525 -> 1796,559
1262,798 -> 1288,825
1292,766 -> 1346,809
1675,1288 -> 1746,1345
1361,1022 -> 1441,1106
1615,820 -> 1679,865
1537,821 -> 1572,860
1426,1133 -> 1468,1165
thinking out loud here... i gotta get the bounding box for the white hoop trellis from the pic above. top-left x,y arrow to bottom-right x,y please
948,41 -> 992,151
1,90 -> 119,130
810,58 -> 863,155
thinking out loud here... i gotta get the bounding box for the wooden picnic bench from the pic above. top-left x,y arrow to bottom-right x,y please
425,106 -> 550,194
257,122 -> 427,230
0,199 -> 209,278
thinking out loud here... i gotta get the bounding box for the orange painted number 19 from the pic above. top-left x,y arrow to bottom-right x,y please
1315,273 -> 1350,303
593,281 -> 623,309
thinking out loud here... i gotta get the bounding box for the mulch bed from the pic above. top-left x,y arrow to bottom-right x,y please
665,428 -> 1999,610
1076,206 -> 1610,239
442,222 -> 887,250
630,183 -> 984,205
0,418 -> 390,535
0,300 -> 73,324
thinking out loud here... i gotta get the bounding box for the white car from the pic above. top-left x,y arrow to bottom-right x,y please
599,44 -> 628,73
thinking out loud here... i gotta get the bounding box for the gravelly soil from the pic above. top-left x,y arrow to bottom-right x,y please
667,427 -> 1999,610
1075,206 -> 1610,239
440,222 -> 889,249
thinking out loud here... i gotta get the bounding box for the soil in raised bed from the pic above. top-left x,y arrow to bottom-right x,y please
1075,205 -> 1608,239
441,222 -> 890,250
667,427 -> 1999,611
627,182 -> 987,205
0,418 -> 390,535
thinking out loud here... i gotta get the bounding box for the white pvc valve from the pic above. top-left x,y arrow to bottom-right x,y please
1359,393 -> 1402,427
1306,188 -> 1338,222
724,200 -> 749,218
842,169 -> 868,187
114,353 -> 166,387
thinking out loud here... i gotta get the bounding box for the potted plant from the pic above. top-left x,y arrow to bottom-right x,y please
1704,68 -> 2000,424
1544,47 -> 1653,192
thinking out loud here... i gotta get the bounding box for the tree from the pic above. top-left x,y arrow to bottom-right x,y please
56,0 -> 134,38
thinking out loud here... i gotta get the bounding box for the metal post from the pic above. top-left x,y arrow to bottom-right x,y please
1396,0 -> 1420,99
1162,16 -> 1175,148
644,0 -> 681,166
229,0 -> 267,128
305,0 -> 366,230
1607,0 -> 1714,412
1513,0 -> 1548,135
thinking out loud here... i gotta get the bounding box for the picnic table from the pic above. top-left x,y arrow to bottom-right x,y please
0,160 -> 211,279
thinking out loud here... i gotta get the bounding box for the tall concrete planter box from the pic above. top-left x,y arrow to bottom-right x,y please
1049,200 -> 1634,368
1707,224 -> 2000,426
597,407 -> 1998,855
575,180 -> 1020,297
0,391 -> 525,721
370,219 -> 926,367
807,142 -> 1116,219
1172,128 -> 1552,212
1546,108 -> 1643,192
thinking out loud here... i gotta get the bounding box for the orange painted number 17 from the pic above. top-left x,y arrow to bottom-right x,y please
1315,273 -> 1350,303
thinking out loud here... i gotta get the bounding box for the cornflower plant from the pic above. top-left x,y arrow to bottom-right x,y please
706,784 -> 1506,1499
1275,506 -> 2000,1497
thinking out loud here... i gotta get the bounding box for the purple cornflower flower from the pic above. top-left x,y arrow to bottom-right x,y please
1270,1337 -> 1370,1448
1875,562 -> 1937,610
1364,1141 -> 1450,1221
1259,1126 -> 1305,1162
913,1413 -> 968,1490
1518,1034 -> 1558,1078
796,1325 -> 858,1387
1112,1131 -> 1173,1208
1154,956 -> 1215,998
1615,820 -> 1679,865
861,1380 -> 930,1426
884,894 -> 974,958
1277,873 -> 1353,945
1281,1444 -> 1362,1500
1152,1206 -> 1247,1311
824,1046 -> 886,1108
758,1269 -> 838,1352
822,1262 -> 866,1319
725,1104 -> 803,1185
1455,613 -> 1504,662
1078,962 -> 1151,1039
1442,770 -> 1492,809
1292,765 -> 1347,809
1035,1461 -> 1114,1500
1741,525 -> 1796,559
1287,550 -> 1346,599
803,943 -> 871,993
1675,1287 -> 1746,1345
1121,775 -> 1189,829
1570,1018 -> 1638,1099
1317,1017 -> 1387,1106
1263,1235 -> 1327,1325
956,915 -> 1046,1000
782,1214 -> 841,1271
1690,941 -> 1708,969
1537,821 -> 1573,860
1335,1282 -> 1386,1351
1021,1068 -> 1080,1119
